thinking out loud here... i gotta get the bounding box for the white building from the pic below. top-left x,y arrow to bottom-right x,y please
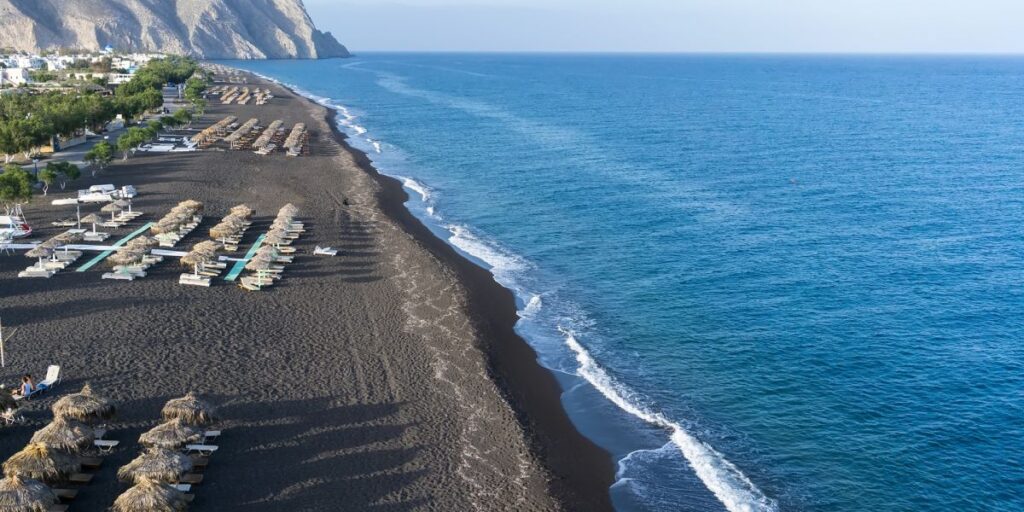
0,68 -> 31,87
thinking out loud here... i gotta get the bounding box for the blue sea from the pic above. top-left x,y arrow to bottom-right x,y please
229,55 -> 1024,511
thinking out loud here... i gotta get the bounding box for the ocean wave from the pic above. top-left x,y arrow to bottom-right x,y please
446,224 -> 528,286
562,328 -> 778,512
402,177 -> 432,203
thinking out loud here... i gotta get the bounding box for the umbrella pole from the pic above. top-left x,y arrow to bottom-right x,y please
1,316 -> 5,368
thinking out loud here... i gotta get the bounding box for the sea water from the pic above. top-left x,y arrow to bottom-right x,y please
229,55 -> 1024,511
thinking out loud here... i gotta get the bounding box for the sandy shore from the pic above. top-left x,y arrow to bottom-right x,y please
0,71 -> 613,510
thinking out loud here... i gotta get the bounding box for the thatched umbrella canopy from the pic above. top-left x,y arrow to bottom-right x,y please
117,449 -> 192,485
112,477 -> 189,512
113,199 -> 131,209
107,249 -> 143,268
24,246 -> 52,262
80,213 -> 102,233
2,444 -> 80,483
127,236 -> 156,249
139,419 -> 202,450
161,392 -> 217,425
229,204 -> 253,218
245,255 -> 272,272
209,224 -> 234,241
101,202 -> 123,221
0,475 -> 58,512
29,417 -> 95,453
192,240 -> 220,256
263,230 -> 287,247
52,383 -> 117,422
150,220 -> 179,235
278,204 -> 298,216
255,246 -> 278,258
177,200 -> 203,212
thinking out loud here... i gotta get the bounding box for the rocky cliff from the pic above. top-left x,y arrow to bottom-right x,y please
0,0 -> 349,59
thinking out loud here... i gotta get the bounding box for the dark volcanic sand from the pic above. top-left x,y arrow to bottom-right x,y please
0,72 -> 613,510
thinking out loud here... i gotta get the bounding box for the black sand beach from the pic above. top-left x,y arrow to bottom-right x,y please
0,71 -> 613,510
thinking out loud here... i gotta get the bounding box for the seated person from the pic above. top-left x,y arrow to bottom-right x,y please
13,375 -> 34,398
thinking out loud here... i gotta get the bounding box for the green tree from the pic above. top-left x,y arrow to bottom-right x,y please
0,164 -> 33,208
48,161 -> 80,190
116,127 -> 153,160
37,165 -> 57,196
84,140 -> 114,176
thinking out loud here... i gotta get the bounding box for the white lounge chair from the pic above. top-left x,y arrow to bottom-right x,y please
179,274 -> 211,287
94,439 -> 119,454
38,365 -> 60,390
313,246 -> 337,256
184,444 -> 218,455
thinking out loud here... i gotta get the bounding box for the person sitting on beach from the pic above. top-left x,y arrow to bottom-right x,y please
14,375 -> 34,398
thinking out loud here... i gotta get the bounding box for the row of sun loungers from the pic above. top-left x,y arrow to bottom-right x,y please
191,116 -> 237,147
224,118 -> 259,150
179,204 -> 255,287
151,200 -> 204,248
101,235 -> 162,281
283,123 -> 308,157
18,232 -> 85,278
252,120 -> 284,152
240,204 -> 303,291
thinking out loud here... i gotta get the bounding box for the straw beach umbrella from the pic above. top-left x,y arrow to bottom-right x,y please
112,477 -> 189,512
29,417 -> 95,453
177,200 -> 203,212
229,204 -> 253,218
2,444 -> 80,483
139,419 -> 202,450
161,392 -> 217,425
117,448 -> 193,485
0,475 -> 58,512
107,249 -> 143,269
80,214 -> 102,234
101,202 -> 122,222
24,246 -> 52,268
52,383 -> 116,422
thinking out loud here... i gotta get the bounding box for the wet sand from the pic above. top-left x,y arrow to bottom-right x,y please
0,71 -> 613,510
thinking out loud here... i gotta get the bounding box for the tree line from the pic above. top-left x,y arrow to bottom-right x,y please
0,56 -> 204,163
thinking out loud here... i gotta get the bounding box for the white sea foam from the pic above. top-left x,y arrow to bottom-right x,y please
446,224 -> 527,285
561,328 -> 778,512
521,295 -> 543,318
403,178 -> 432,202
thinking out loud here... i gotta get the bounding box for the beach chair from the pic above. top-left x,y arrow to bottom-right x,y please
189,455 -> 209,470
83,231 -> 110,242
184,444 -> 218,456
314,246 -> 338,256
18,267 -> 55,279
174,484 -> 191,492
179,274 -> 212,287
67,472 -> 94,484
51,219 -> 78,228
38,365 -> 60,391
178,473 -> 204,485
81,456 -> 103,470
101,272 -> 135,281
53,488 -> 78,501
94,439 -> 119,454
203,430 -> 221,443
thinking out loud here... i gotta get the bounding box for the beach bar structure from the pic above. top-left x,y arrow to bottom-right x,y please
225,118 -> 259,150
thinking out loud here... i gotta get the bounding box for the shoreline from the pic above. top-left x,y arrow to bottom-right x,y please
315,85 -> 617,509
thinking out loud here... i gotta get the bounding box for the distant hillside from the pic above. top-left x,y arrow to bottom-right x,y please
0,0 -> 349,59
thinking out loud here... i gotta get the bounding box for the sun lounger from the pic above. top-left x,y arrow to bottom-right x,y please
52,219 -> 77,227
94,439 -> 119,453
178,473 -> 204,485
179,274 -> 211,287
184,444 -> 218,455
42,260 -> 69,271
189,456 -> 209,470
38,365 -> 60,389
174,484 -> 191,492
53,488 -> 78,501
93,428 -> 106,440
314,246 -> 338,256
203,430 -> 221,443
81,456 -> 103,469
67,473 -> 93,484
19,268 -> 55,279
101,272 -> 135,281
83,232 -> 110,242
2,408 -> 23,425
